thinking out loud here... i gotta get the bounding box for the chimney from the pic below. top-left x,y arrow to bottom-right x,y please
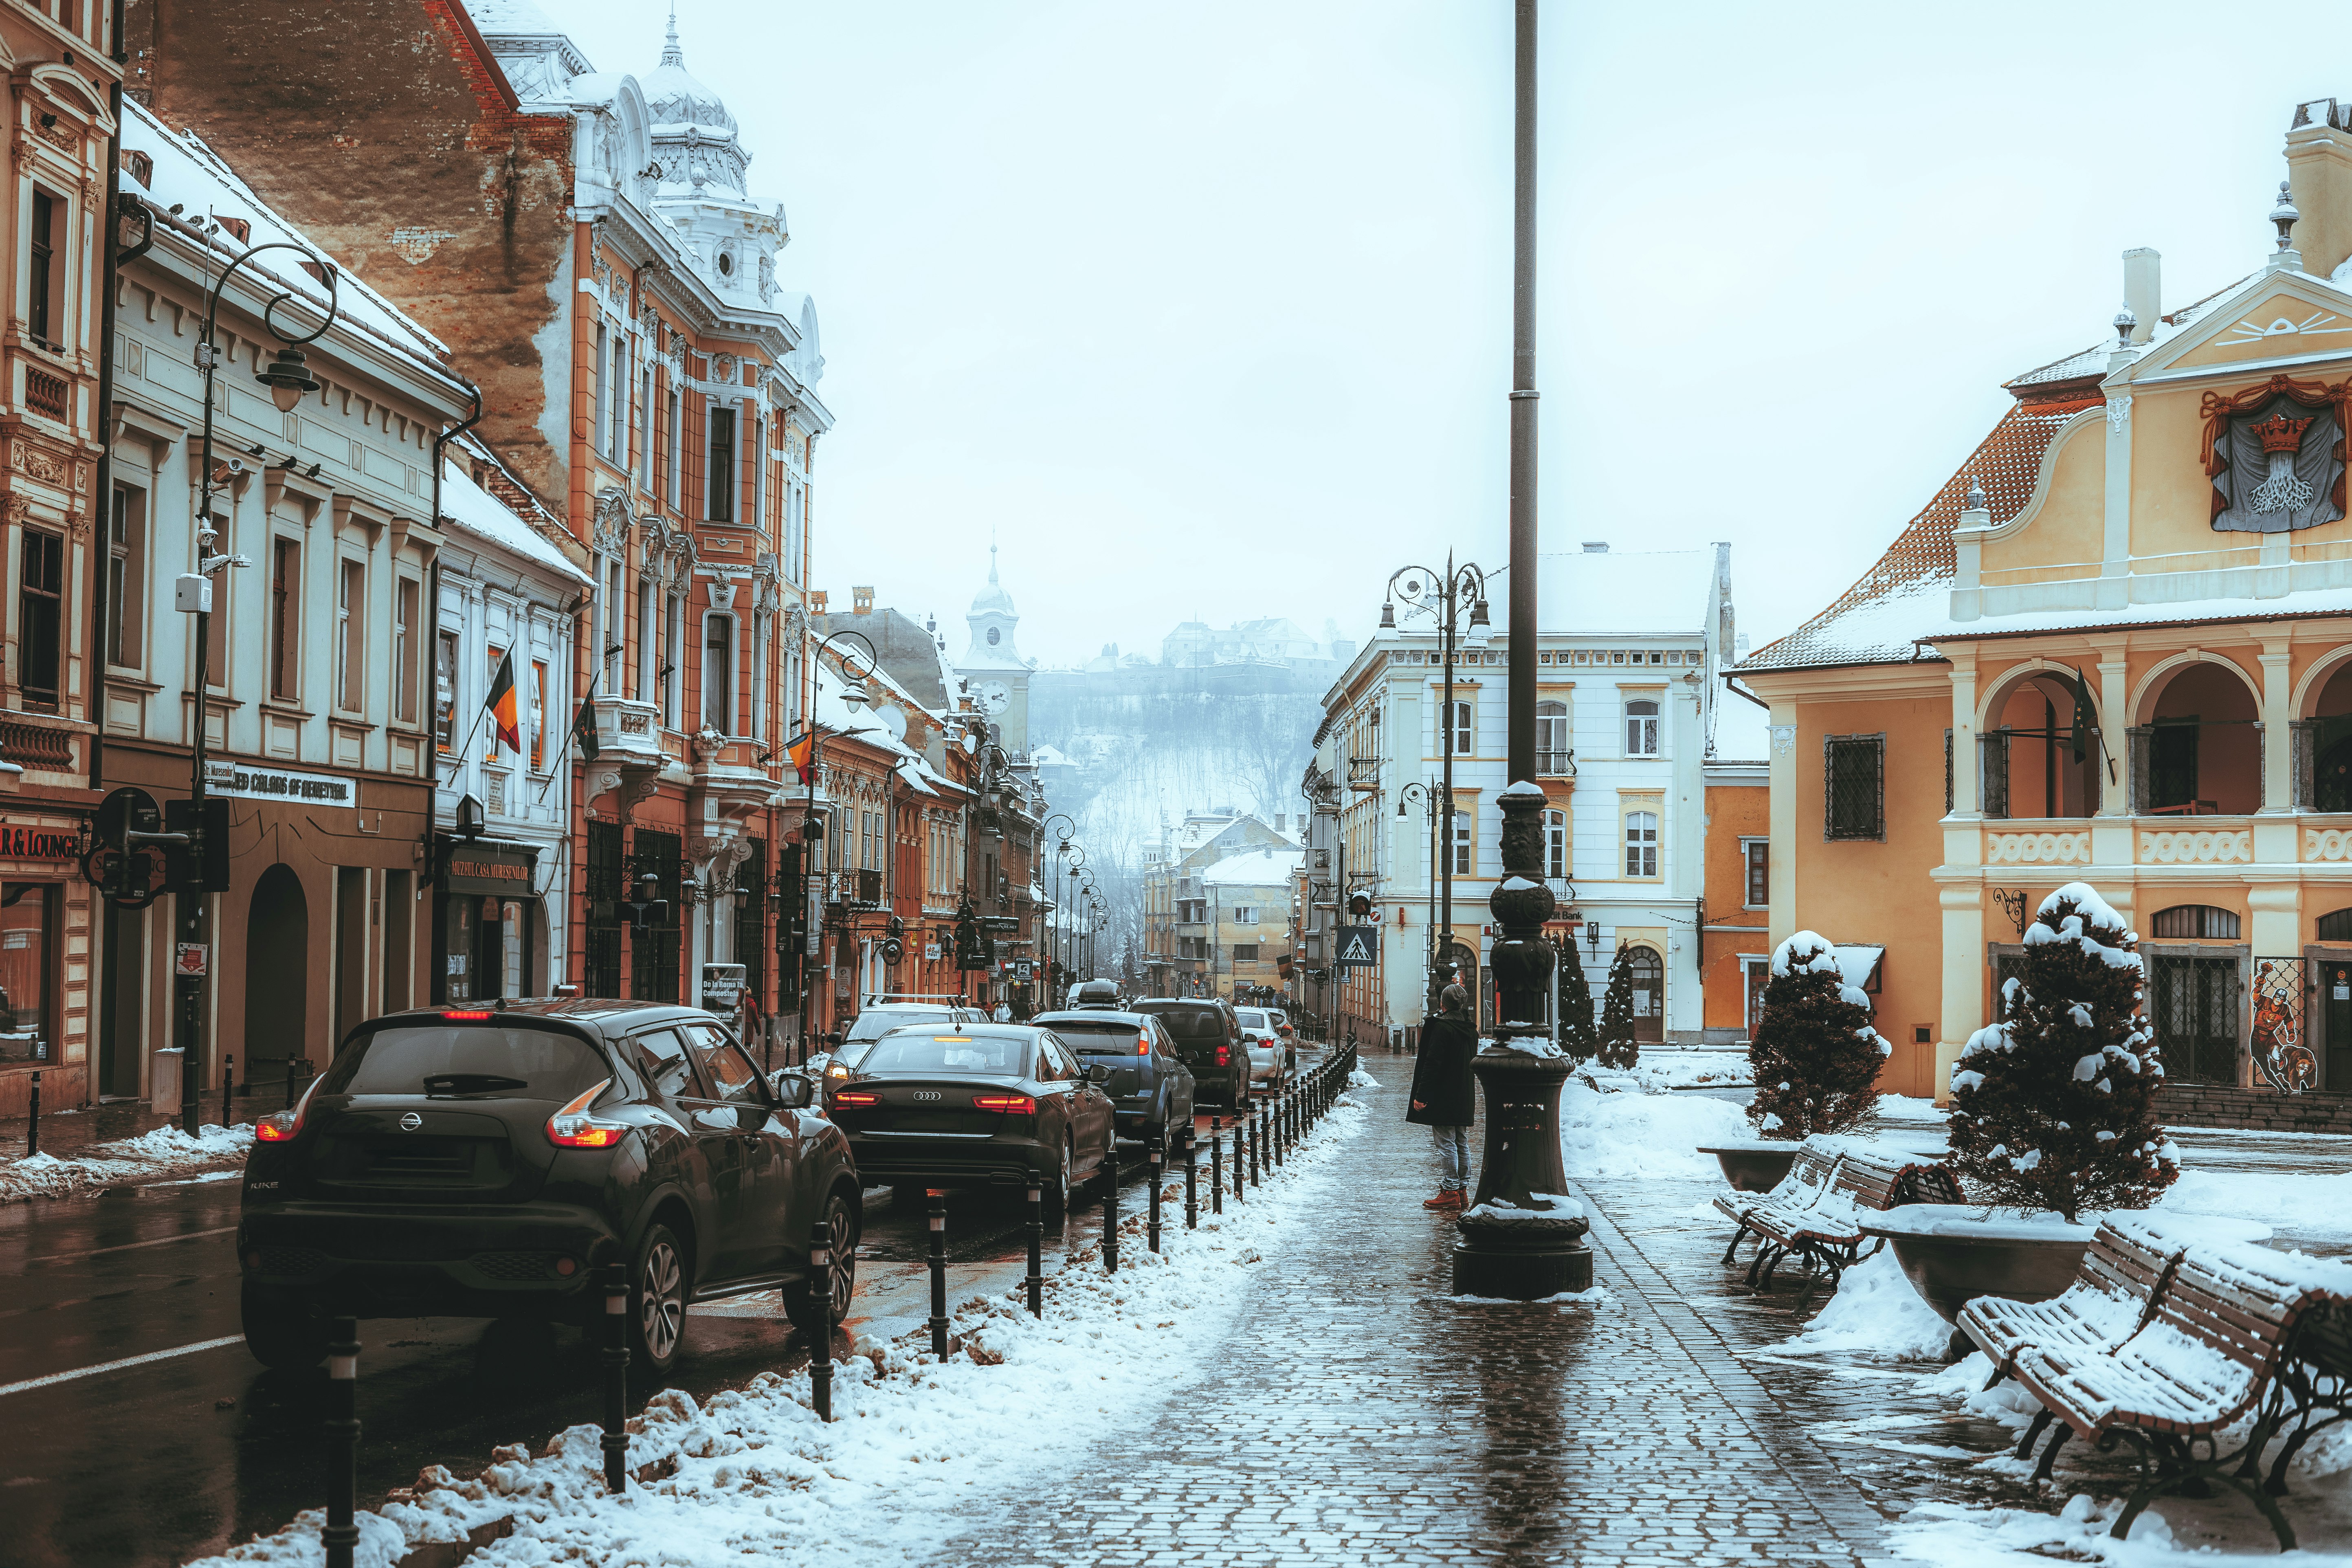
1581,541 -> 1609,554
2286,99 -> 2352,279
2123,249 -> 2159,344
851,585 -> 874,615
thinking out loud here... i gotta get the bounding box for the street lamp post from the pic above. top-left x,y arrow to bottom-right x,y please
174,242 -> 341,1133
1453,0 -> 1592,1300
793,631 -> 876,1063
1380,556 -> 1490,1017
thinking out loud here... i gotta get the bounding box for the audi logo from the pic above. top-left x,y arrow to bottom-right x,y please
912,1091 -> 942,1102
398,1112 -> 424,1132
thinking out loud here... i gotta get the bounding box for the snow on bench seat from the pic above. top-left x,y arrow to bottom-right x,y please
1959,1214 -> 2183,1383
1713,1135 -> 1961,1307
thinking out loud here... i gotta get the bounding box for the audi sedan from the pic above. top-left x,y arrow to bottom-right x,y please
825,1025 -> 1117,1213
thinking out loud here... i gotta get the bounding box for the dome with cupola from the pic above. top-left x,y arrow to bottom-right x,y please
644,13 -> 747,196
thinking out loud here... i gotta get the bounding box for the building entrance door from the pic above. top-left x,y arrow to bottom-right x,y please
2148,953 -> 2240,1085
2325,958 -> 2352,1092
1627,944 -> 1665,1045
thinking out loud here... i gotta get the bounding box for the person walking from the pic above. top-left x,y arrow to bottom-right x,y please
1407,983 -> 1478,1210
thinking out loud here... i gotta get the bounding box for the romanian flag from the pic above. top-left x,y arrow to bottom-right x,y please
485,647 -> 521,754
787,729 -> 817,784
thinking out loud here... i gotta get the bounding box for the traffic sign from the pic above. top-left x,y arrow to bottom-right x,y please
1334,926 -> 1378,968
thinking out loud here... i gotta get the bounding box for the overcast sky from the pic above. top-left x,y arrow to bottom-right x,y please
550,0 -> 2352,669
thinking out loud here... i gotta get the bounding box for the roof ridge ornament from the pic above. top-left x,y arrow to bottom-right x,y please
662,0 -> 683,67
2269,180 -> 2304,274
2112,303 -> 2136,349
1963,475 -> 1987,512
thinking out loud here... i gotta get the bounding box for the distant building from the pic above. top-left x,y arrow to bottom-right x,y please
955,546 -> 1033,755
1141,809 -> 1300,997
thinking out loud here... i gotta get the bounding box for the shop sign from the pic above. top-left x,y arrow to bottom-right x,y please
211,764 -> 356,806
176,943 -> 207,977
444,844 -> 539,898
0,825 -> 79,860
924,942 -> 941,961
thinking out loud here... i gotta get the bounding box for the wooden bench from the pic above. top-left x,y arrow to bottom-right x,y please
2008,1243 -> 2352,1550
1959,1214 -> 2184,1391
1715,1138 -> 1963,1308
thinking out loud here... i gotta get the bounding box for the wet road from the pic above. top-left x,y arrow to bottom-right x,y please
0,1092 -> 1292,1568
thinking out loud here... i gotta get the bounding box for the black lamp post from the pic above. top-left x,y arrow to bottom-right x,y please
793,631 -> 876,1061
1380,557 -> 1490,1018
172,240 -> 341,1133
1453,0 -> 1592,1300
1395,779 -> 1448,1007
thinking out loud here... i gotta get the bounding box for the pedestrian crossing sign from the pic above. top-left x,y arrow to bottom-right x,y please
1334,926 -> 1378,968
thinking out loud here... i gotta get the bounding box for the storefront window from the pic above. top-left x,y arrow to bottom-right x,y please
0,884 -> 57,1063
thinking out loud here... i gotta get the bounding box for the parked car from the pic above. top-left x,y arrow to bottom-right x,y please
1067,979 -> 1125,1010
1031,1009 -> 1194,1148
1266,1008 -> 1300,1074
235,1000 -> 861,1375
825,1024 -> 1117,1213
1129,998 -> 1249,1109
823,1001 -> 984,1088
1234,1007 -> 1287,1085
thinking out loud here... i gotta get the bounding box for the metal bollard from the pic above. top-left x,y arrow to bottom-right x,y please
1273,1091 -> 1286,1167
927,1190 -> 949,1359
223,1053 -> 234,1130
1184,1125 -> 1198,1230
24,1069 -> 37,1159
1210,1118 -> 1224,1216
1248,1107 -> 1260,1188
601,1263 -> 629,1489
1234,1113 -> 1246,1203
1103,1153 -> 1120,1274
808,1222 -> 833,1422
323,1317 -> 360,1568
1147,1141 -> 1163,1253
1025,1180 -> 1043,1317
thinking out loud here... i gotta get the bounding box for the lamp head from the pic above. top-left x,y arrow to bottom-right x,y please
258,346 -> 319,414
1377,600 -> 1395,631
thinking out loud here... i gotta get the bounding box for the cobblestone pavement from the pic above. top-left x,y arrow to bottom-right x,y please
951,1067 -> 1926,1568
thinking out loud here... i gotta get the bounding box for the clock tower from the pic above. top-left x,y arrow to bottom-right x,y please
957,546 -> 1031,753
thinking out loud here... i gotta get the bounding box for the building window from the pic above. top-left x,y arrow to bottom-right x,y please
608,330 -> 630,462
531,659 -> 549,770
270,538 -> 300,700
593,321 -> 610,458
703,612 -> 734,734
16,528 -> 62,710
395,578 -> 420,723
1445,699 -> 1472,757
1537,700 -> 1570,774
27,188 -> 56,346
106,484 -> 145,668
0,882 -> 58,1063
435,629 -> 460,751
1743,838 -> 1768,908
707,404 -> 735,522
335,559 -> 364,712
600,560 -> 624,694
1232,906 -> 1256,923
1233,943 -> 1260,962
1623,809 -> 1659,878
661,591 -> 681,728
2151,904 -> 2240,940
1824,733 -> 1886,841
1625,697 -> 1660,756
637,363 -> 654,487
665,387 -> 682,508
636,574 -> 656,702
1450,808 -> 1472,876
1545,808 -> 1567,880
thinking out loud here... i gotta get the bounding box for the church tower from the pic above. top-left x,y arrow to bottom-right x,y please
956,546 -> 1031,753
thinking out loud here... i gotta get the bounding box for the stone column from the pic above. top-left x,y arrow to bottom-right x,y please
1935,882 -> 1985,1106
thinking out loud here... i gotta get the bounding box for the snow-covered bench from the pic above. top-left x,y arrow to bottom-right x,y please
1714,1137 -> 1963,1308
1959,1215 -> 2183,1391
2008,1243 -> 2352,1550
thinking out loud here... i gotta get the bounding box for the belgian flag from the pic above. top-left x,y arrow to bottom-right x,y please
787,729 -> 817,784
484,647 -> 521,754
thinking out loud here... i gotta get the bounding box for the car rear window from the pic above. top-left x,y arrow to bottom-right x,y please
1049,1020 -> 1147,1054
1238,1010 -> 1268,1029
321,1025 -> 610,1102
846,1008 -> 953,1042
1138,1005 -> 1225,1041
848,1032 -> 1029,1076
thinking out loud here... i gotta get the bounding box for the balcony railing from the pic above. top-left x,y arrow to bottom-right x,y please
24,369 -> 67,422
1536,748 -> 1575,776
0,717 -> 75,770
1347,756 -> 1382,792
824,868 -> 886,905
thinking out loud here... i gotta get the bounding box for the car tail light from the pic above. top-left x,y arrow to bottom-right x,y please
546,1078 -> 627,1149
1135,1038 -> 1150,1056
1215,1045 -> 1229,1066
255,1072 -> 323,1143
832,1090 -> 880,1106
973,1094 -> 1035,1112
441,1010 -> 494,1020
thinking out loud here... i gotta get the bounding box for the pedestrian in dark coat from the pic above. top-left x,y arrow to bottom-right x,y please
1408,983 -> 1478,1210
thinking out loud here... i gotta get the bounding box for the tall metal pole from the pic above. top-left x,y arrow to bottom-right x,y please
1453,0 -> 1591,1300
1438,553 -> 1454,1015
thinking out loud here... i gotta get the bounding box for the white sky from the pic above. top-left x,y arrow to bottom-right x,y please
548,0 -> 2352,668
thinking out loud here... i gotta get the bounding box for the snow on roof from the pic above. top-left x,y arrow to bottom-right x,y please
1031,743 -> 1068,767
1739,398 -> 2096,673
2002,275 -> 2246,391
440,460 -> 589,585
1533,549 -> 1715,635
1200,848 -> 1303,887
120,99 -> 455,380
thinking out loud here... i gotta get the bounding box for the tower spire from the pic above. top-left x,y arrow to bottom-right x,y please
662,0 -> 683,66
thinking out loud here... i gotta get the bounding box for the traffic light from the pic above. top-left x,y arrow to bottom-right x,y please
1347,893 -> 1372,919
163,797 -> 230,893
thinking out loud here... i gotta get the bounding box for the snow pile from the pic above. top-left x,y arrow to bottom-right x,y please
2156,1167 -> 2352,1239
1772,930 -> 1844,979
1872,1094 -> 1948,1125
0,1120 -> 253,1203
1776,1247 -> 1956,1361
1560,1073 -> 1750,1180
185,1093 -> 1375,1568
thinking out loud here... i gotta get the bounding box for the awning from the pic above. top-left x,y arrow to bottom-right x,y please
1831,944 -> 1885,993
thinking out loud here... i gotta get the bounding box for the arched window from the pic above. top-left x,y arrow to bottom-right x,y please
1625,944 -> 1665,1043
1625,698 -> 1659,757
2317,908 -> 2352,943
1537,701 -> 1570,774
2150,904 -> 2240,940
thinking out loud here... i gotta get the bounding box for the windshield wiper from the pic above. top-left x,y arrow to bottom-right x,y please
421,1073 -> 530,1097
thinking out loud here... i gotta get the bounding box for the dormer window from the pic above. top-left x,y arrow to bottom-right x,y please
987,627 -> 1001,646
717,249 -> 734,277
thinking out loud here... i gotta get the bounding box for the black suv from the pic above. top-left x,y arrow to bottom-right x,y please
1129,997 -> 1248,1109
236,1000 -> 860,1373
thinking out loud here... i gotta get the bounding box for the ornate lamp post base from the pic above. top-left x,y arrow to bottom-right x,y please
1453,1046 -> 1592,1298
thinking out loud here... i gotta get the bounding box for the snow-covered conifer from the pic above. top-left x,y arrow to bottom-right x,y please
1596,944 -> 1640,1069
1948,882 -> 2176,1221
1560,953 -> 1599,1064
1746,930 -> 1890,1139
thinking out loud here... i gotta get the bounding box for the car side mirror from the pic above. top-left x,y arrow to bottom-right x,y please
1087,1063 -> 1112,1084
771,1071 -> 815,1110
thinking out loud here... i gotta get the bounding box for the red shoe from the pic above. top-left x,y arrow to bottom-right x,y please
1424,1191 -> 1466,1210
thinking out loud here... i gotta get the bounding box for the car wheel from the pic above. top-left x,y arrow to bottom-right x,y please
786,1188 -> 858,1340
240,1281 -> 324,1370
629,1223 -> 690,1375
1041,1137 -> 1074,1217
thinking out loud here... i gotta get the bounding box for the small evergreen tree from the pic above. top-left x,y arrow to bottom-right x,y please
1949,882 -> 2178,1221
1596,944 -> 1640,1069
1559,953 -> 1600,1064
1748,930 -> 1891,1140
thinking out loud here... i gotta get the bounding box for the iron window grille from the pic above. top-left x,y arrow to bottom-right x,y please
1824,733 -> 1885,841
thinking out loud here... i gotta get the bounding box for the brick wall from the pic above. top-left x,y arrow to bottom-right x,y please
2156,1081 -> 2352,1134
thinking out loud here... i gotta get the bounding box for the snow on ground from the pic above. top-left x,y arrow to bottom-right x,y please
2157,1167 -> 2352,1240
1616,1051 -> 1752,1090
184,1089 -> 1376,1568
0,1121 -> 252,1203
1778,1246 -> 1954,1361
1875,1094 -> 1949,1124
1560,1073 -> 1751,1180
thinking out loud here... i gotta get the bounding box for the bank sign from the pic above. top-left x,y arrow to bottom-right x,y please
211,765 -> 356,806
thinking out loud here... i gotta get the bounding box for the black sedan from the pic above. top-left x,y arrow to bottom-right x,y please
826,1025 -> 1116,1213
236,1001 -> 861,1375
1031,1009 -> 1194,1150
